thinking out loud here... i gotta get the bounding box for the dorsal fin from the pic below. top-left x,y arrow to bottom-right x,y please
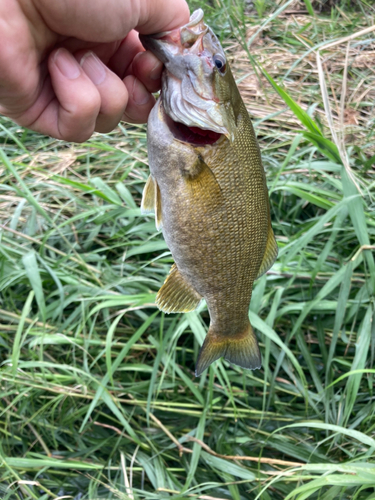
141,175 -> 155,214
141,175 -> 163,231
156,264 -> 202,313
256,222 -> 278,280
155,180 -> 163,231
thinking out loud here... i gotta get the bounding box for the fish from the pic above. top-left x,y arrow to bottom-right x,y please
140,9 -> 278,376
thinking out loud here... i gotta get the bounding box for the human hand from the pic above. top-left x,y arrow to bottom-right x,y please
0,0 -> 189,142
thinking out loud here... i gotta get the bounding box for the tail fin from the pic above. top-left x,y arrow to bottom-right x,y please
195,322 -> 261,376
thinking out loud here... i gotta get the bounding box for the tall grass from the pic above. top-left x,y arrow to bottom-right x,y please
0,1 -> 374,499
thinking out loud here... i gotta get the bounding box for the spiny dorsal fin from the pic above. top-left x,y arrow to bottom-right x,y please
141,175 -> 156,214
195,321 -> 261,376
256,223 -> 278,280
156,264 -> 202,314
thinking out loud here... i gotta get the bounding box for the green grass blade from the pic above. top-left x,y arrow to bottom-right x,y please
22,251 -> 46,323
79,311 -> 159,432
341,166 -> 375,290
262,69 -> 322,136
11,291 -> 34,376
183,407 -> 207,490
275,422 -> 375,449
302,0 -> 315,16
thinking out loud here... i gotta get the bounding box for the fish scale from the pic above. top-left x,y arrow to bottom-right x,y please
140,9 -> 278,376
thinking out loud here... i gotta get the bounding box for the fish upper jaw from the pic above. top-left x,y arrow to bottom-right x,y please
139,9 -> 220,88
140,9 -> 208,65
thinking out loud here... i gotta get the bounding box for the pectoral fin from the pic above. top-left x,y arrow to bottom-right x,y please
156,264 -> 202,313
256,223 -> 278,280
183,156 -> 223,212
155,180 -> 163,231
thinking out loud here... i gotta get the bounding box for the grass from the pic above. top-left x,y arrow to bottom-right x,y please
1,0 -> 375,499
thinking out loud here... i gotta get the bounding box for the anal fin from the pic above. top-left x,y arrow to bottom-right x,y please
155,180 -> 163,231
256,223 -> 278,280
156,264 -> 202,313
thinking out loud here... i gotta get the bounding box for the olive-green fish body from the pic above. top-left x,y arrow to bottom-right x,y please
141,9 -> 277,376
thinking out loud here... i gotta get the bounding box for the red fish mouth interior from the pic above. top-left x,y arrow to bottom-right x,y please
165,114 -> 222,146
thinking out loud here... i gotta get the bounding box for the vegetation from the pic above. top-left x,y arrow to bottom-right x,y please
0,0 -> 374,499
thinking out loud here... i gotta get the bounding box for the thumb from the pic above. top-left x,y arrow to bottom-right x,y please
33,0 -> 190,42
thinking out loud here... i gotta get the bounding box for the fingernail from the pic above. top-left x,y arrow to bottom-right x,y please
132,78 -> 150,105
80,52 -> 106,85
54,49 -> 80,79
150,61 -> 163,81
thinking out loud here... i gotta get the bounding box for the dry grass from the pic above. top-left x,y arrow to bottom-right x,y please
228,8 -> 375,158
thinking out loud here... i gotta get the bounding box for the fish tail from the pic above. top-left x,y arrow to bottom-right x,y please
195,321 -> 261,377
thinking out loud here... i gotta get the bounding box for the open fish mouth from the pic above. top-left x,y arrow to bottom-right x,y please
155,99 -> 223,146
140,9 -> 230,142
164,107 -> 223,146
169,120 -> 223,146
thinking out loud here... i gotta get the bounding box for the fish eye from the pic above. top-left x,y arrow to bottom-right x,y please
213,54 -> 226,74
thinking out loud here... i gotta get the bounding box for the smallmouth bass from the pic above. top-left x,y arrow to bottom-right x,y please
140,9 -> 278,376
